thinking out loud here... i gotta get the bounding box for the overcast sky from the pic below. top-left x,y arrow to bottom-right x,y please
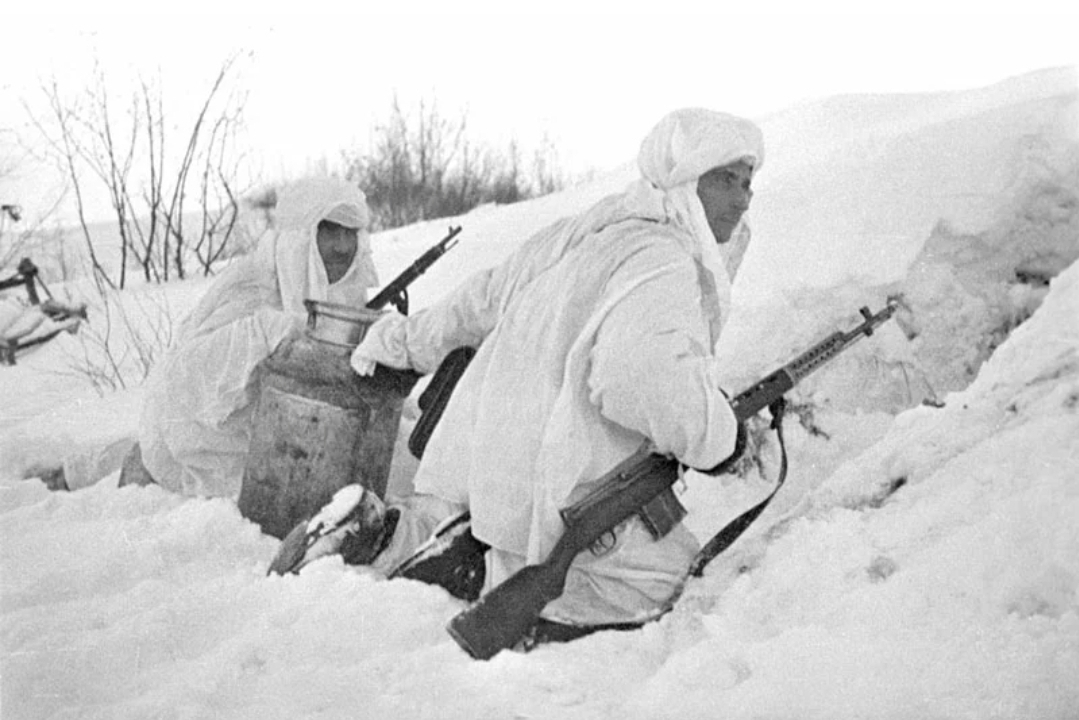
2,2 -> 1077,223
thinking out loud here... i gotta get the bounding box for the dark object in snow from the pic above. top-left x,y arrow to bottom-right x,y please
859,476 -> 908,510
22,464 -> 68,492
447,302 -> 900,660
267,486 -> 397,576
389,511 -> 489,601
118,443 -> 157,487
1014,255 -> 1063,287
0,258 -> 87,366
0,258 -> 45,304
866,555 -> 899,582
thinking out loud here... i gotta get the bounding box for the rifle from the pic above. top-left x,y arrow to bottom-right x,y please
366,225 -> 462,314
0,258 -> 47,305
446,302 -> 899,659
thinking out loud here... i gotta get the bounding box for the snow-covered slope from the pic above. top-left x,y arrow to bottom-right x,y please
669,258 -> 1079,718
741,65 -> 1078,297
1,264 -> 1075,720
716,66 -> 1078,416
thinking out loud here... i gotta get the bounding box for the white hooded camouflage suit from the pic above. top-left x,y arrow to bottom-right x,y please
355,109 -> 765,625
139,177 -> 379,499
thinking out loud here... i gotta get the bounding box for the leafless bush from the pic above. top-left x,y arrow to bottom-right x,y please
344,95 -> 565,230
27,53 -> 251,289
54,283 -> 175,396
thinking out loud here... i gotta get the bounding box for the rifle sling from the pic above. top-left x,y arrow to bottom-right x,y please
688,398 -> 789,578
408,346 -> 478,460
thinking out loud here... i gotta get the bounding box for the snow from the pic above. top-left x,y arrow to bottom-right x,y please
2,66 -> 1078,719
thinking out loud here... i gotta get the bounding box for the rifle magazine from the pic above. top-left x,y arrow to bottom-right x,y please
637,487 -> 687,540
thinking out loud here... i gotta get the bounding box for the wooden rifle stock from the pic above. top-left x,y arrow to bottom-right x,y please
447,303 -> 899,659
446,449 -> 676,659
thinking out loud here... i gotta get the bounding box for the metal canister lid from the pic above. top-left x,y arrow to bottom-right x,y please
303,300 -> 383,349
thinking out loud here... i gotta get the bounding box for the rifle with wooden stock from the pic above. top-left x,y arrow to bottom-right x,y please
446,302 -> 900,659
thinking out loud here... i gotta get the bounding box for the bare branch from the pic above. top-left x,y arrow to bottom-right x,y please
30,78 -> 116,293
27,50 -> 253,296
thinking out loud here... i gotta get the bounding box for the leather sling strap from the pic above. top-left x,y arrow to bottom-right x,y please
688,397 -> 789,577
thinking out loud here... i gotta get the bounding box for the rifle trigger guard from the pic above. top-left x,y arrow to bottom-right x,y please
589,529 -> 618,556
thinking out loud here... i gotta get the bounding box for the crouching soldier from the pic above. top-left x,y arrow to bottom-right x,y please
125,177 -> 380,497
269,107 -> 765,645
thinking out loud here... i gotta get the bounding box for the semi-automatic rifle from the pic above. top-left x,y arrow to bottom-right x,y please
446,302 -> 899,659
366,225 -> 462,314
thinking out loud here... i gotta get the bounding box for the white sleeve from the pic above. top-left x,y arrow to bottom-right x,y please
587,247 -> 738,470
192,307 -> 300,424
351,264 -> 503,375
352,219 -> 574,375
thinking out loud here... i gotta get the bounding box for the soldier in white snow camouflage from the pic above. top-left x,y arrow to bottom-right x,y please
274,109 -> 765,633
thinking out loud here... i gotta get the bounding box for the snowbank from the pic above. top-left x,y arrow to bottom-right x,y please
674,257 -> 1079,719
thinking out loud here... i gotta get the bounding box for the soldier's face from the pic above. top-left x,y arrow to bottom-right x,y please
696,160 -> 754,244
316,220 -> 359,284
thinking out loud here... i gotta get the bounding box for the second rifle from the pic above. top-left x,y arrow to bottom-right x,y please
366,225 -> 462,315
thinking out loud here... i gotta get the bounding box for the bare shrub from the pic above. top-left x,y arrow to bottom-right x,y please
53,282 -> 175,396
27,53 -> 252,289
344,95 -> 565,230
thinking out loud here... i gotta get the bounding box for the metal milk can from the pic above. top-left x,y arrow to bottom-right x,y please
237,300 -> 417,539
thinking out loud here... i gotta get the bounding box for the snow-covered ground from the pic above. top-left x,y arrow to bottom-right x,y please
2,66 -> 1077,719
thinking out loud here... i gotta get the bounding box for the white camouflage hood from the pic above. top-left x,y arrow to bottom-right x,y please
632,108 -> 765,337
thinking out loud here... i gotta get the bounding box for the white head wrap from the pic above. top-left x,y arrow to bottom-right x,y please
270,176 -> 379,311
631,108 -> 765,339
323,202 -> 368,229
637,108 -> 764,189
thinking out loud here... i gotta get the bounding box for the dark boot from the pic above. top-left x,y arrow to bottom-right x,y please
388,511 -> 489,602
267,484 -> 395,576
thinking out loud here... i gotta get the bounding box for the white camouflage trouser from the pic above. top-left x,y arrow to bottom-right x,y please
372,494 -> 695,626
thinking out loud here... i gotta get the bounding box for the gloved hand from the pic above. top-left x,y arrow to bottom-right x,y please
704,400 -> 785,484
350,310 -> 409,377
743,413 -> 784,483
350,350 -> 377,376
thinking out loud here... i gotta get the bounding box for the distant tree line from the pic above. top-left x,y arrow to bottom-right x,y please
342,96 -> 565,231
